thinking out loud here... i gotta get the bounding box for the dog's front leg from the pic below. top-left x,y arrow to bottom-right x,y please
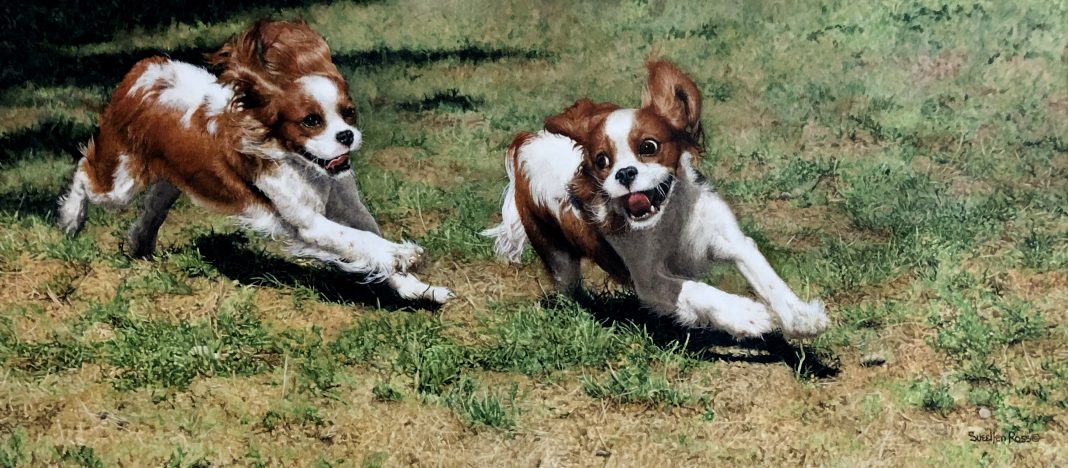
631,266 -> 775,339
326,174 -> 382,236
254,168 -> 424,279
326,174 -> 452,304
689,191 -> 828,338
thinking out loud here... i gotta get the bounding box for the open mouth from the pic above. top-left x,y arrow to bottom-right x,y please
297,148 -> 351,175
620,177 -> 673,221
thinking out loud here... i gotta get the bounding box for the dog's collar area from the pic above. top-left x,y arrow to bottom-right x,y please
297,148 -> 351,175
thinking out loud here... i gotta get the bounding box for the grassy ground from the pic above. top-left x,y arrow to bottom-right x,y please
1,0 -> 1066,465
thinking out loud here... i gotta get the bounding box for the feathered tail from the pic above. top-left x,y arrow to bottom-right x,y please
480,134 -> 531,263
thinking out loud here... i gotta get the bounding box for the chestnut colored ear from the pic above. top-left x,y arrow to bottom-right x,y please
207,19 -> 337,80
206,20 -> 271,72
221,65 -> 280,111
641,59 -> 702,138
544,99 -> 618,144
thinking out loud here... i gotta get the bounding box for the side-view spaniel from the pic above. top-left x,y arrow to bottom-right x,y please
485,60 -> 827,338
57,20 -> 452,304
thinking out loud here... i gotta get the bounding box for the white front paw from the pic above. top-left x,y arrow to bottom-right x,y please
388,273 -> 453,304
778,299 -> 829,338
364,245 -> 399,278
424,286 -> 454,304
713,299 -> 776,338
676,281 -> 775,338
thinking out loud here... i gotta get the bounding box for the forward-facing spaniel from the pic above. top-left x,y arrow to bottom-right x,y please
485,60 -> 827,338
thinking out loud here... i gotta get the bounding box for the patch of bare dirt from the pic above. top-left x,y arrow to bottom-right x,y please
910,155 -> 996,198
0,107 -> 46,133
3,257 -> 99,341
798,117 -> 886,159
741,199 -> 880,251
911,49 -> 967,84
1050,94 -> 1068,119
367,146 -> 476,189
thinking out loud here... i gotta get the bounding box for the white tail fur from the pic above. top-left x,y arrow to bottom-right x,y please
56,143 -> 93,235
481,147 -> 527,263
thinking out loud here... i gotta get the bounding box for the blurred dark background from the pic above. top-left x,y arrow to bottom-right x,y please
0,0 -> 329,88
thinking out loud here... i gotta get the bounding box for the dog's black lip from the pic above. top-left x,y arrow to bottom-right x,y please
297,147 -> 351,175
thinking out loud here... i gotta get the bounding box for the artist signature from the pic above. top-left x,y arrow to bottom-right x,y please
968,431 -> 1041,443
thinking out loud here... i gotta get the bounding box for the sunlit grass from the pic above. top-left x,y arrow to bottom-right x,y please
0,0 -> 1065,465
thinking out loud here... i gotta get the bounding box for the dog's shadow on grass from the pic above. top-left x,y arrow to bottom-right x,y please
0,188 -> 62,222
188,231 -> 443,312
562,292 -> 841,379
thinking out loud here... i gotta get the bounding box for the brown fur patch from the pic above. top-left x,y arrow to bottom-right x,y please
84,57 -> 274,215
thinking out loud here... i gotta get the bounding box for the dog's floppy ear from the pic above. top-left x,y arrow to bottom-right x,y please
641,59 -> 702,139
544,98 -> 617,144
206,19 -> 272,72
221,66 -> 280,112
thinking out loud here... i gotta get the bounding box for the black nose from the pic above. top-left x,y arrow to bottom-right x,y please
336,130 -> 354,146
615,166 -> 638,187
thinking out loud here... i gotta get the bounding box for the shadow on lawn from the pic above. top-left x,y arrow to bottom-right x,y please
0,0 -> 338,89
0,43 -> 549,91
560,292 -> 841,379
0,118 -> 95,163
0,188 -> 60,222
334,44 -> 548,69
189,231 -> 444,312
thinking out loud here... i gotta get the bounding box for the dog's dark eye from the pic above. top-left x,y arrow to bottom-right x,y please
595,152 -> 611,169
340,106 -> 357,121
301,114 -> 323,128
638,139 -> 659,156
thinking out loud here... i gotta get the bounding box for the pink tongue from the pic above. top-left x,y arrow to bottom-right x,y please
626,192 -> 652,214
325,155 -> 349,170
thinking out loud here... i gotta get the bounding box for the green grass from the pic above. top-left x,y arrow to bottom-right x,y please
477,299 -> 623,375
103,291 -> 278,391
1,0 -> 1065,465
0,428 -> 27,468
914,380 -> 957,416
11,335 -> 95,375
581,362 -> 692,409
371,381 -> 404,402
443,378 -> 522,431
57,445 -> 105,468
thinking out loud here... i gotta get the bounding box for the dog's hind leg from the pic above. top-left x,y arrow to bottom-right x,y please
58,137 -> 145,234
126,181 -> 182,258
526,232 -> 582,295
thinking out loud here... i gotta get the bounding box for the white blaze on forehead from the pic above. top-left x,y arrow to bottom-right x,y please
297,75 -> 362,160
604,109 -> 638,160
601,109 -> 671,198
299,75 -> 341,111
